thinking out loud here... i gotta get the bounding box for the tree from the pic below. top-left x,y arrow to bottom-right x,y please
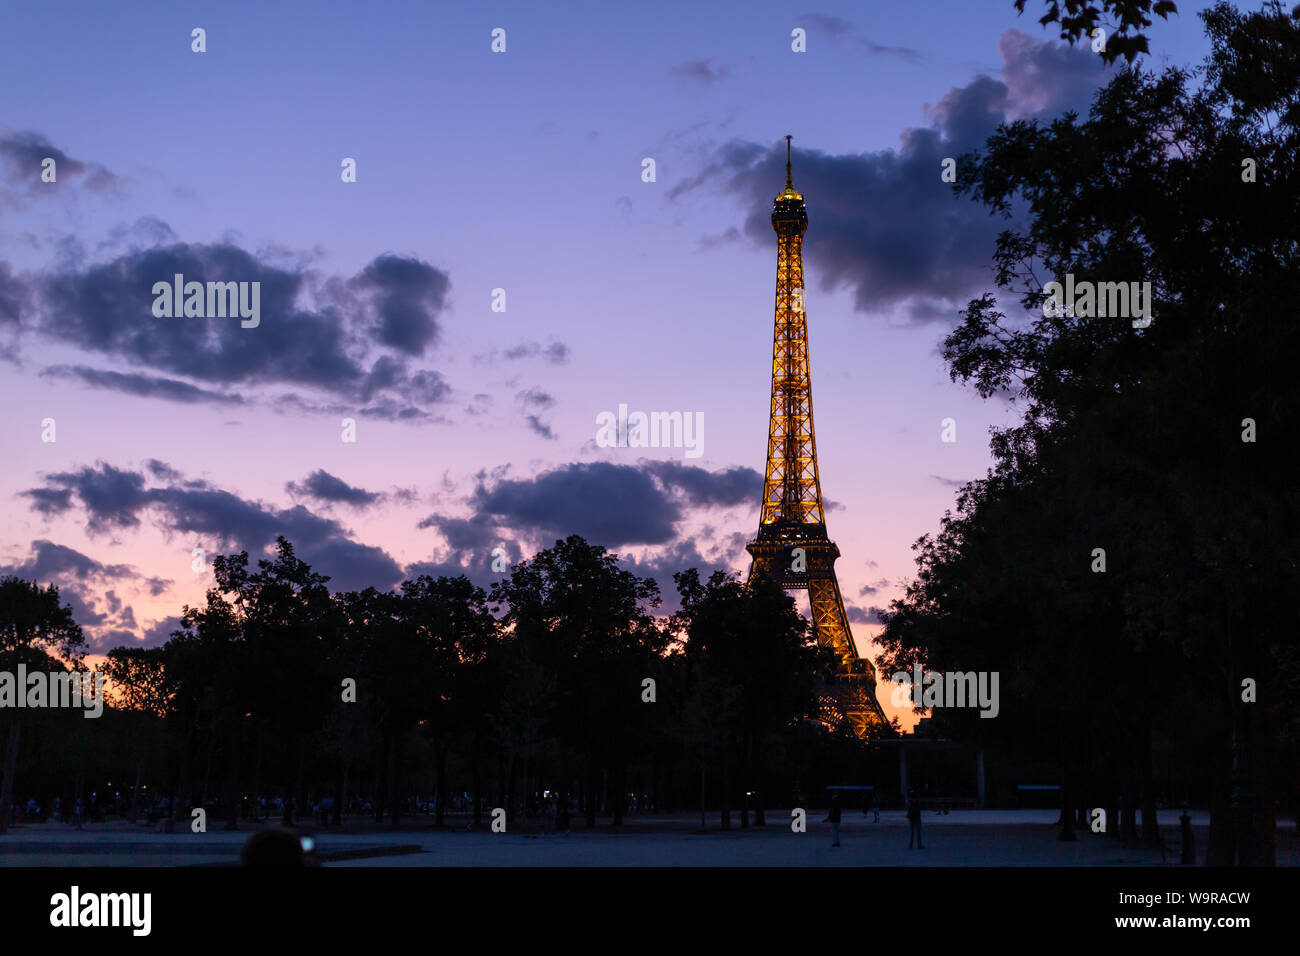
673,569 -> 829,828
102,646 -> 172,818
0,577 -> 86,834
1014,0 -> 1180,63
882,1 -> 1300,863
488,535 -> 664,827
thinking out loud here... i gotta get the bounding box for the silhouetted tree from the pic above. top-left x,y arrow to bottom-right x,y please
881,1 -> 1300,864
0,577 -> 86,834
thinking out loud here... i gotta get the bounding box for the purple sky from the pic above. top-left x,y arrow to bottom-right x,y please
0,1 -> 1222,726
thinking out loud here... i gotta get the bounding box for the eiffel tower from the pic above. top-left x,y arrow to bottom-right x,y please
746,136 -> 891,739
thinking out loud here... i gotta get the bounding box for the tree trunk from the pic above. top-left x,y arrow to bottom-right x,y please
471,729 -> 482,827
1140,728 -> 1160,847
388,735 -> 402,829
739,730 -> 750,829
435,739 -> 449,827
612,758 -> 625,826
374,733 -> 389,825
0,718 -> 21,834
699,759 -> 706,831
335,755 -> 348,827
130,750 -> 147,821
223,719 -> 240,830
720,748 -> 731,831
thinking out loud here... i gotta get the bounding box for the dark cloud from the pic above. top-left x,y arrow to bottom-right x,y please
285,469 -> 382,507
13,239 -> 452,416
350,253 -> 449,356
671,58 -> 730,83
0,127 -> 125,196
517,387 -> 557,440
858,577 -> 889,596
472,462 -> 682,547
673,30 -> 1111,322
22,463 -> 403,592
0,539 -> 154,648
930,474 -> 965,488
642,460 -> 761,507
146,459 -> 183,482
139,615 -> 183,650
846,604 -> 886,625
0,539 -> 134,583
617,539 -> 721,614
524,416 -> 555,439
143,576 -> 171,596
24,463 -> 150,533
41,365 -> 245,404
0,261 -> 32,332
24,487 -> 72,516
500,341 -> 570,364
417,513 -> 500,553
96,216 -> 177,254
800,14 -> 922,61
699,226 -> 742,250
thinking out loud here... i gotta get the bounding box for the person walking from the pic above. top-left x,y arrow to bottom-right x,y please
826,793 -> 842,847
906,788 -> 924,849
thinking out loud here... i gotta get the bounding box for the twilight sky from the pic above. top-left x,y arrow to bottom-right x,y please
0,0 -> 1222,726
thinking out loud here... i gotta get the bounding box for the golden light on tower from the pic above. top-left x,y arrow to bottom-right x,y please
746,136 -> 890,739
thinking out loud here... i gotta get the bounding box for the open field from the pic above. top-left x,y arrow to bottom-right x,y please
1,810 -> 1294,866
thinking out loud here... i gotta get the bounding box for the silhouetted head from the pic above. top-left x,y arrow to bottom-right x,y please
241,826 -> 321,867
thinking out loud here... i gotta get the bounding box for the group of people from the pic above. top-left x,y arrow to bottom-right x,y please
826,788 -> 925,849
14,791 -> 119,825
521,792 -> 578,835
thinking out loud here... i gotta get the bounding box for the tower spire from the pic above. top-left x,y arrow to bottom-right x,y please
785,134 -> 793,188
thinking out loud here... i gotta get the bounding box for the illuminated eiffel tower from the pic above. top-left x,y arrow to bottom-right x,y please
746,136 -> 890,739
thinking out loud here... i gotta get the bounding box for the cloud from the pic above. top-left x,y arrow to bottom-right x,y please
858,577 -> 890,596
517,387 -> 557,440
349,253 -> 450,356
472,461 -> 682,547
618,539 -> 719,613
641,460 -> 761,507
671,58 -> 731,83
22,462 -> 403,592
501,341 -> 570,364
286,469 -> 383,507
930,473 -> 965,488
800,14 -> 923,61
0,539 -> 134,583
672,30 -> 1111,322
40,365 -> 246,404
139,615 -> 183,650
699,226 -> 743,250
12,238 -> 452,417
417,512 -> 499,552
0,539 -> 159,649
0,261 -> 32,333
846,604 -> 886,625
0,127 -> 126,197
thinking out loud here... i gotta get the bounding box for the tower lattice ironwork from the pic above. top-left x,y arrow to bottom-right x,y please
746,136 -> 891,739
